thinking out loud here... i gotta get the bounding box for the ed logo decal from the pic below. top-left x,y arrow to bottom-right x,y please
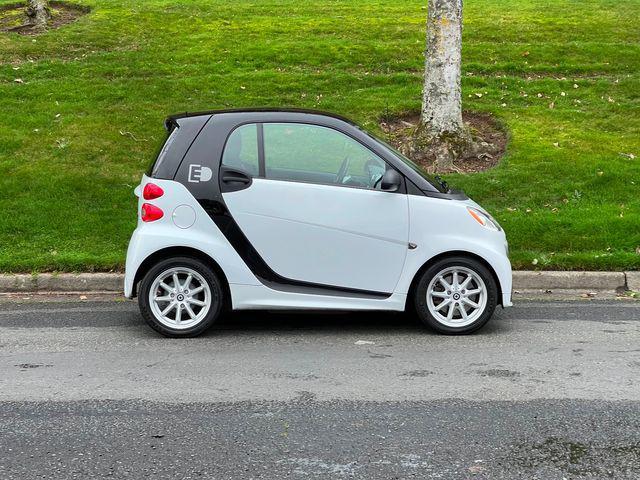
188,164 -> 213,183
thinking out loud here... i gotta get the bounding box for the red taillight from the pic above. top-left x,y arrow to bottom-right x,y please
143,183 -> 164,200
141,203 -> 163,222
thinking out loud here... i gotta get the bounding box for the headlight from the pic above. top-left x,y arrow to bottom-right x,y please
467,207 -> 502,231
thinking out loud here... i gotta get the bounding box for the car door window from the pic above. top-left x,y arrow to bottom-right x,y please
263,123 -> 388,189
221,124 -> 259,176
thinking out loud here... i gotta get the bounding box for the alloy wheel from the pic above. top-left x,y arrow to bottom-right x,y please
148,267 -> 212,330
426,266 -> 488,328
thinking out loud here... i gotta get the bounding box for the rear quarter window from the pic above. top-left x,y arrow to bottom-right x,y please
149,127 -> 180,177
146,115 -> 211,179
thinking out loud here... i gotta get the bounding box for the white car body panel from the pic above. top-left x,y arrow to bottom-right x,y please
222,179 -> 409,293
230,285 -> 407,311
125,176 -> 512,310
124,176 -> 260,298
399,195 -> 512,307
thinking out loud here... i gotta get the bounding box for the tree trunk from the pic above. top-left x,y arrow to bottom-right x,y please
26,0 -> 51,30
419,0 -> 468,170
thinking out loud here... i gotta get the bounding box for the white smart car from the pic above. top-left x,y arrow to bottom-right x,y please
125,109 -> 512,337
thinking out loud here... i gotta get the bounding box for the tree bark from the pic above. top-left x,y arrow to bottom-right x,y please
419,0 -> 467,170
26,0 -> 51,30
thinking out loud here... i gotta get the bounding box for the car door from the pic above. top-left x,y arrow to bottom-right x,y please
220,122 -> 409,294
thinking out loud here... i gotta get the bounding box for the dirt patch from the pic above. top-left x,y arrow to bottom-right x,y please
0,2 -> 89,35
380,111 -> 508,174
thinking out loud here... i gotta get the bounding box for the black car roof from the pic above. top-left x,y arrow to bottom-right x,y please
166,108 -> 358,130
160,107 -> 463,198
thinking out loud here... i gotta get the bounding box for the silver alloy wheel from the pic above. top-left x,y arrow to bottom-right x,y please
426,266 -> 488,328
148,267 -> 212,330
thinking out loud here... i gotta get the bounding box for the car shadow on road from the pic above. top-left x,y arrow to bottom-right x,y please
193,309 -> 508,337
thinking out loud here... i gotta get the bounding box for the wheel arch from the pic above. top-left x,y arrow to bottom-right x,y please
406,250 -> 503,309
131,246 -> 231,309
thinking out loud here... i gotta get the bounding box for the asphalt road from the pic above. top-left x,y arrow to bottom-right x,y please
1,297 -> 639,479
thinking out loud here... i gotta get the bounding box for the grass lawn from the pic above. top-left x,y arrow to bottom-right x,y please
0,0 -> 639,272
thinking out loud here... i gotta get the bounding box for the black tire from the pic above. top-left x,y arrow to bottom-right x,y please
138,256 -> 224,337
413,256 -> 498,334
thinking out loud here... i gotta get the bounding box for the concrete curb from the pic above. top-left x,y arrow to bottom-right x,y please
0,273 -> 122,293
627,271 -> 640,293
512,271 -> 628,292
0,271 -> 637,294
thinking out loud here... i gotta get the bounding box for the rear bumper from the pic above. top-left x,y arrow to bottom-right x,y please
123,228 -> 143,299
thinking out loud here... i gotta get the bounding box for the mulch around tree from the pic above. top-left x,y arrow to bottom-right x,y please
380,112 -> 508,174
0,1 -> 89,35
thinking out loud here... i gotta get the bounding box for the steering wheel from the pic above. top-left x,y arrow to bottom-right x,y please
335,156 -> 351,184
365,158 -> 386,189
372,174 -> 384,189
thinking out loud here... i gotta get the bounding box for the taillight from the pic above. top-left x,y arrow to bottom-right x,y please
141,203 -> 163,222
143,183 -> 164,200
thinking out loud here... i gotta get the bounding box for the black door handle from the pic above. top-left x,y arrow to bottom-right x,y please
222,173 -> 250,184
220,168 -> 252,193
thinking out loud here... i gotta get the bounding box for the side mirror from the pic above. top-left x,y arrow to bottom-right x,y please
380,169 -> 402,192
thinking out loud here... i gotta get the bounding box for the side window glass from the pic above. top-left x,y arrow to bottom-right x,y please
221,124 -> 259,176
263,123 -> 387,189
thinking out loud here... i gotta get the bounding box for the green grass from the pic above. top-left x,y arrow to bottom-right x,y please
0,0 -> 638,272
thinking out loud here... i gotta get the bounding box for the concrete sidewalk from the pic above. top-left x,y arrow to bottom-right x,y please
0,271 -> 637,295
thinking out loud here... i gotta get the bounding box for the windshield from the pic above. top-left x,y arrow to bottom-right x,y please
360,130 -> 449,193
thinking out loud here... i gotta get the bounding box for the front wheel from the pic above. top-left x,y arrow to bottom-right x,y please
414,257 -> 498,334
138,256 -> 223,337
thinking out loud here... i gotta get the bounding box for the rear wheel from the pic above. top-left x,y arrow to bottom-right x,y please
138,256 -> 223,337
414,256 -> 498,334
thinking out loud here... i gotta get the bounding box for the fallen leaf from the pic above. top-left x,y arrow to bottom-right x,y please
119,130 -> 146,142
521,51 -> 530,57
